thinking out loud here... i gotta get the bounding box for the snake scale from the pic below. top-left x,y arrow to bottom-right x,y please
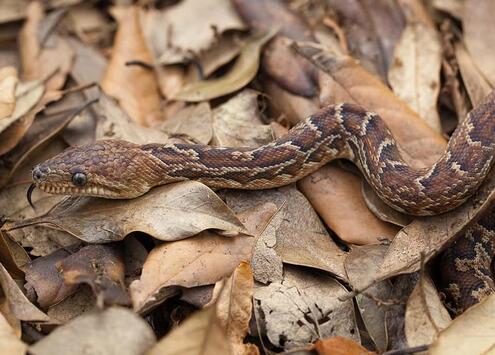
30,98 -> 495,314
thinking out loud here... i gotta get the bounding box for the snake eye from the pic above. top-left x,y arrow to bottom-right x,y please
72,172 -> 87,186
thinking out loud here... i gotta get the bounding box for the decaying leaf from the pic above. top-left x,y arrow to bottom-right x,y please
0,66 -> 18,119
253,266 -> 358,350
147,306 -> 231,355
58,244 -> 130,306
214,261 -> 257,355
388,21 -> 442,132
172,30 -> 276,102
211,90 -> 273,147
129,231 -> 254,312
101,5 -> 161,126
29,307 -> 156,355
9,181 -> 246,243
429,293 -> 495,355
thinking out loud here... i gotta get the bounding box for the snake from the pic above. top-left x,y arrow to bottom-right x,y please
29,98 -> 495,313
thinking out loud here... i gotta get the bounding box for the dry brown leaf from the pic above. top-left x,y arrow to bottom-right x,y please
22,248 -> 79,309
45,287 -> 95,324
10,181 -> 245,243
143,0 -> 245,65
215,262 -> 258,355
429,293 -> 495,355
212,90 -> 273,147
0,312 -> 27,355
58,244 -> 130,306
432,0 -> 463,19
173,30 -> 276,102
253,266 -> 358,350
0,80 -> 45,156
327,0 -> 405,81
0,66 -> 18,119
388,21 -> 442,132
0,230 -> 30,279
101,5 -> 161,127
29,307 -> 156,355
129,231 -> 254,312
299,163 -> 400,245
405,275 -> 451,347
345,245 -> 391,352
147,306 -> 232,355
159,102 -> 213,145
455,42 -> 492,108
313,336 -> 375,355
95,93 -> 170,144
0,263 -> 49,322
0,0 -> 81,24
464,0 -> 495,87
225,187 -> 348,283
197,33 -> 245,78
18,2 -> 74,91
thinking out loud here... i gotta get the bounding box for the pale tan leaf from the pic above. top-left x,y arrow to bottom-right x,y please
432,0 -> 463,19
10,181 -> 246,243
212,90 -> 273,147
147,306 -> 232,355
405,275 -> 451,347
129,231 -> 254,312
455,42 -> 492,107
101,5 -> 161,126
0,66 -> 18,119
464,0 -> 495,87
388,21 -> 442,132
30,307 -> 156,355
216,261 -> 258,355
253,266 -> 358,350
172,30 -> 276,102
142,0 -> 245,65
0,313 -> 27,355
429,293 -> 495,355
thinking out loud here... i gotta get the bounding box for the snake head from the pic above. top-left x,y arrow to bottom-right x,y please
31,140 -> 159,199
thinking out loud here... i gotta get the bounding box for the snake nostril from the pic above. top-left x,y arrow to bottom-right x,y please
32,168 -> 43,181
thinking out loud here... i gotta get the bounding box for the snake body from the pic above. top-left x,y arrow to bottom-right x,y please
31,99 -> 495,312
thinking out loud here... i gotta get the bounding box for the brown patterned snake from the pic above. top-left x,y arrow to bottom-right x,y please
30,98 -> 495,313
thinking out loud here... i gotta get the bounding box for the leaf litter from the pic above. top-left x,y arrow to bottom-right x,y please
0,0 -> 494,354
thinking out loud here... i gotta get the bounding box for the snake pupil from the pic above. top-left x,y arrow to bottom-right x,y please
72,172 -> 87,186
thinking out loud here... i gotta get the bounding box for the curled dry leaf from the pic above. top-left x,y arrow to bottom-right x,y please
455,42 -> 492,108
0,80 -> 44,156
18,1 -> 74,91
0,263 -> 49,322
0,66 -> 18,119
172,30 -> 276,102
22,248 -> 79,309
312,336 -> 375,355
29,307 -> 156,355
0,312 -> 27,355
463,0 -> 495,87
58,244 -> 130,307
10,181 -> 246,243
0,230 -> 30,279
429,293 -> 495,355
215,261 -> 258,355
253,266 -> 358,350
129,231 -> 254,313
211,90 -> 273,147
147,306 -> 232,355
388,21 -> 442,132
101,5 -> 161,127
405,275 -> 451,347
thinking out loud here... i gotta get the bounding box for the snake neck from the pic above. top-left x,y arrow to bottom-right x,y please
141,99 -> 495,216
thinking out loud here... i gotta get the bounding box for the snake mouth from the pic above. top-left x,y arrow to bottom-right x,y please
37,183 -> 121,198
